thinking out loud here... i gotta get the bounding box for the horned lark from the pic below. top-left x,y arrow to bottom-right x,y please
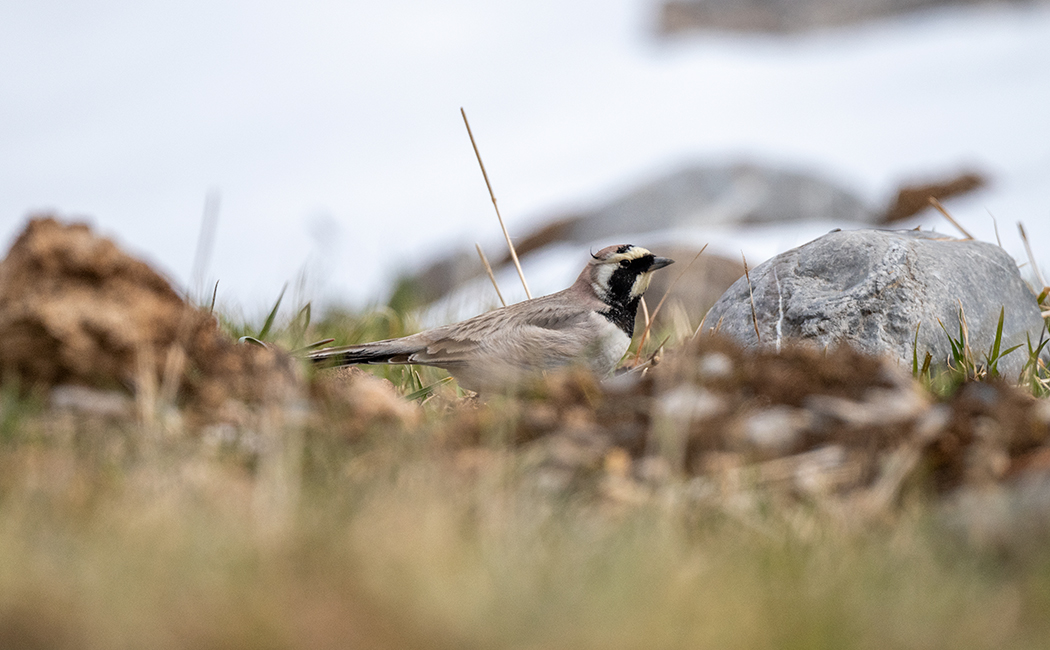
309,244 -> 674,392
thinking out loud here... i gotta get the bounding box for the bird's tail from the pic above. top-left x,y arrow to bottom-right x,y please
306,339 -> 421,367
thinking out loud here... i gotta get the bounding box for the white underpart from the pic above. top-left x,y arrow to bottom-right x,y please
587,311 -> 633,375
774,268 -> 784,353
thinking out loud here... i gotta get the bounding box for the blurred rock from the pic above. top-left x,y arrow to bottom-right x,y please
657,0 -> 1044,35
399,162 -> 868,308
529,162 -> 871,247
734,405 -> 812,455
702,228 -> 1045,378
50,385 -> 133,418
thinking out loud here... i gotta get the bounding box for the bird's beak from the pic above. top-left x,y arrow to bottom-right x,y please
650,257 -> 674,270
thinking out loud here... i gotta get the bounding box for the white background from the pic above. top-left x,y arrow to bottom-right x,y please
2,1 -> 1048,317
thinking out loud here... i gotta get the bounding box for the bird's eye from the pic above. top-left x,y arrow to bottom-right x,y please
619,260 -> 629,268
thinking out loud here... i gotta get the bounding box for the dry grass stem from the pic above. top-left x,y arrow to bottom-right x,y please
928,197 -> 974,240
1018,222 -> 1047,289
193,191 -> 221,295
634,244 -> 708,361
475,243 -> 506,307
743,253 -> 761,343
638,297 -> 651,353
461,107 -> 532,299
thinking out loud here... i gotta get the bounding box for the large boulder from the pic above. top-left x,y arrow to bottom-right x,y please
701,229 -> 1047,377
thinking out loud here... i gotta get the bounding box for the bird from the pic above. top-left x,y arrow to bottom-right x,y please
308,244 -> 674,392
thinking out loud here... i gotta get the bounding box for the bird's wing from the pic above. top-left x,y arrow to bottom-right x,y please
410,293 -> 597,368
309,290 -> 604,370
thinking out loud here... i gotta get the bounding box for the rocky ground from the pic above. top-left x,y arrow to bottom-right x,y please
3,216 -> 1050,648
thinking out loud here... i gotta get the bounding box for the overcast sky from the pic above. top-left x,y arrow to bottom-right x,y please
2,1 -> 1049,315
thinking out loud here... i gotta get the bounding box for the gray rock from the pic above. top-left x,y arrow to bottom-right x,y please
560,162 -> 872,243
701,229 -> 1047,377
398,162 -> 869,308
657,0 -> 1048,35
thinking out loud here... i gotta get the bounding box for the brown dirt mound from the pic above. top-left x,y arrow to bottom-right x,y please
0,216 -> 297,419
442,334 -> 1050,501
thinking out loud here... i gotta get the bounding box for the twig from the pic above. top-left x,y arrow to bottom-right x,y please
461,108 -> 532,299
990,211 -> 1002,247
475,243 -> 506,307
634,244 -> 708,361
1018,222 -> 1047,289
928,197 -> 973,240
743,253 -> 761,343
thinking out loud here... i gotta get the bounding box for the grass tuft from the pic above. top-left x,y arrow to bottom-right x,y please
4,268 -> 1050,648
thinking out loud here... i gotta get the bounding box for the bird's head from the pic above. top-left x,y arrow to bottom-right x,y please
585,244 -> 674,304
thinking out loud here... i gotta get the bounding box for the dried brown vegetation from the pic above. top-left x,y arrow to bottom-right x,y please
2,216 -> 1050,649
883,171 -> 987,223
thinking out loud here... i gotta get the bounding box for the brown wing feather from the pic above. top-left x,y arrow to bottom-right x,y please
308,283 -> 610,381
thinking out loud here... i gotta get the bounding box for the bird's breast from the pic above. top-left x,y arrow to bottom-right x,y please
585,311 -> 632,376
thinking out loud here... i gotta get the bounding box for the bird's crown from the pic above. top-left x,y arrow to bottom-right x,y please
590,244 -> 653,265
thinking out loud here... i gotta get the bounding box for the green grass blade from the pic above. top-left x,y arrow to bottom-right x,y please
208,280 -> 219,314
404,376 -> 453,401
938,319 -> 962,365
992,308 -> 1005,358
985,307 -> 1006,376
1000,343 -> 1023,359
257,284 -> 287,341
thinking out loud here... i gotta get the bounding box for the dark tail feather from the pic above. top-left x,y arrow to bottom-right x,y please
307,341 -> 418,367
